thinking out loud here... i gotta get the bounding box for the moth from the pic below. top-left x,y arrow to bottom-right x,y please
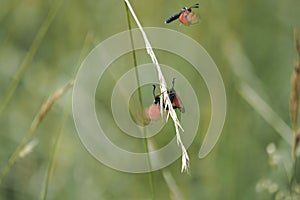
165,3 -> 200,25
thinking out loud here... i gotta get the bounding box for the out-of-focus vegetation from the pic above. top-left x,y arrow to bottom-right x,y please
1,0 -> 300,199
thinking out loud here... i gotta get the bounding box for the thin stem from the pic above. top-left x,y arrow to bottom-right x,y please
73,31 -> 95,77
125,2 -> 145,121
40,101 -> 69,200
238,82 -> 293,145
162,170 -> 184,200
40,30 -> 92,200
292,29 -> 300,159
0,81 -> 73,185
125,3 -> 155,199
288,29 -> 300,195
0,0 -> 64,116
124,0 -> 189,173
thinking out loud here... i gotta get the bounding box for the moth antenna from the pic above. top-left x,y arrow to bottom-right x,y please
152,85 -> 156,98
188,3 -> 199,10
172,78 -> 176,89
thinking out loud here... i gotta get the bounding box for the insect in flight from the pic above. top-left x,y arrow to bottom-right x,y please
146,78 -> 185,121
165,3 -> 200,25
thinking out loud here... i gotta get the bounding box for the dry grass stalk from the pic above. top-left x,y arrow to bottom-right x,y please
124,0 -> 189,173
0,81 -> 73,184
291,29 -> 300,159
30,81 -> 73,132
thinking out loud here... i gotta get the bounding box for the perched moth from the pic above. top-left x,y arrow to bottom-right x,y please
146,78 -> 185,121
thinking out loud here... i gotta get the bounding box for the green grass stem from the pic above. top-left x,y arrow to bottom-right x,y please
125,2 -> 155,199
40,100 -> 69,200
0,0 -> 63,116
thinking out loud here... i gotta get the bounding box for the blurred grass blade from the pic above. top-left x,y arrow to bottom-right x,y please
291,29 -> 300,159
224,36 -> 293,146
162,170 -> 185,200
238,82 -> 293,145
224,36 -> 267,99
40,101 -> 69,200
40,30 -> 94,199
73,31 -> 95,77
0,81 -> 73,185
0,0 -> 63,115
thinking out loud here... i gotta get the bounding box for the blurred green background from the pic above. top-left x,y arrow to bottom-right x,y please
1,0 -> 300,199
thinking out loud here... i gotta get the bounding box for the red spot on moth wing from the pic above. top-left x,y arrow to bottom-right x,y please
172,95 -> 185,113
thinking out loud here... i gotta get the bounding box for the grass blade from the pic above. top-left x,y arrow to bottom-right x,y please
0,81 -> 73,185
0,0 -> 64,115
